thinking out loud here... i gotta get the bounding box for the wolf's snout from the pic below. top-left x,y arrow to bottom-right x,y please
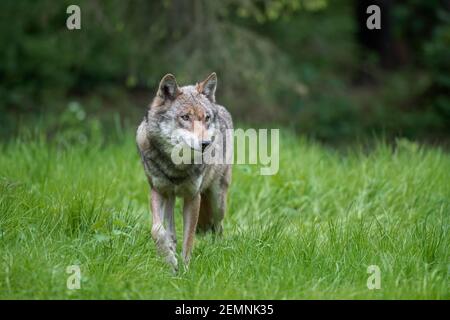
201,140 -> 211,152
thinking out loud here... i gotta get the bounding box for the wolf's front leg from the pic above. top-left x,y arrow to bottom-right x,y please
182,193 -> 201,266
150,189 -> 178,271
163,194 -> 176,249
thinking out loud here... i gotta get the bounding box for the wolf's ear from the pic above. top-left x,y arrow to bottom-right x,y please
157,74 -> 180,101
197,72 -> 217,102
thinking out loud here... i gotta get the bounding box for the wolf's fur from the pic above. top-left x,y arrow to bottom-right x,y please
136,73 -> 232,270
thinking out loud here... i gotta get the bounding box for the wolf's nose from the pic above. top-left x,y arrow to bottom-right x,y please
201,141 -> 211,152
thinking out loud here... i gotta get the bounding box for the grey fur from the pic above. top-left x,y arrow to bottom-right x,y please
136,73 -> 233,271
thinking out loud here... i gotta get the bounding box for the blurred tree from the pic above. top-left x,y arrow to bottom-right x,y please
0,0 -> 328,121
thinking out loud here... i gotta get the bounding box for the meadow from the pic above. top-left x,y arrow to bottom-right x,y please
0,125 -> 449,299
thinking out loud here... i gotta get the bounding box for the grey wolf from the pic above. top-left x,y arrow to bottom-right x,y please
136,73 -> 233,271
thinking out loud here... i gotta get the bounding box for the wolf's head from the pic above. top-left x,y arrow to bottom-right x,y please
147,73 -> 219,153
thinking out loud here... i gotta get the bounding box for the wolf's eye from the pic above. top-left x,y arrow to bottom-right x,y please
181,114 -> 190,121
205,115 -> 211,122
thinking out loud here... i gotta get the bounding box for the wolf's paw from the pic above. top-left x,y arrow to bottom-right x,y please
152,225 -> 178,271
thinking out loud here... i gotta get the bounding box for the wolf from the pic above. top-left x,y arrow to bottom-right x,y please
136,73 -> 233,271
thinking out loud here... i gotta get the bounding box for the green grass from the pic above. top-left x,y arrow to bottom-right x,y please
0,128 -> 449,299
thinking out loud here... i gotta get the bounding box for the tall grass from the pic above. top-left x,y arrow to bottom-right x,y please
0,127 -> 448,299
